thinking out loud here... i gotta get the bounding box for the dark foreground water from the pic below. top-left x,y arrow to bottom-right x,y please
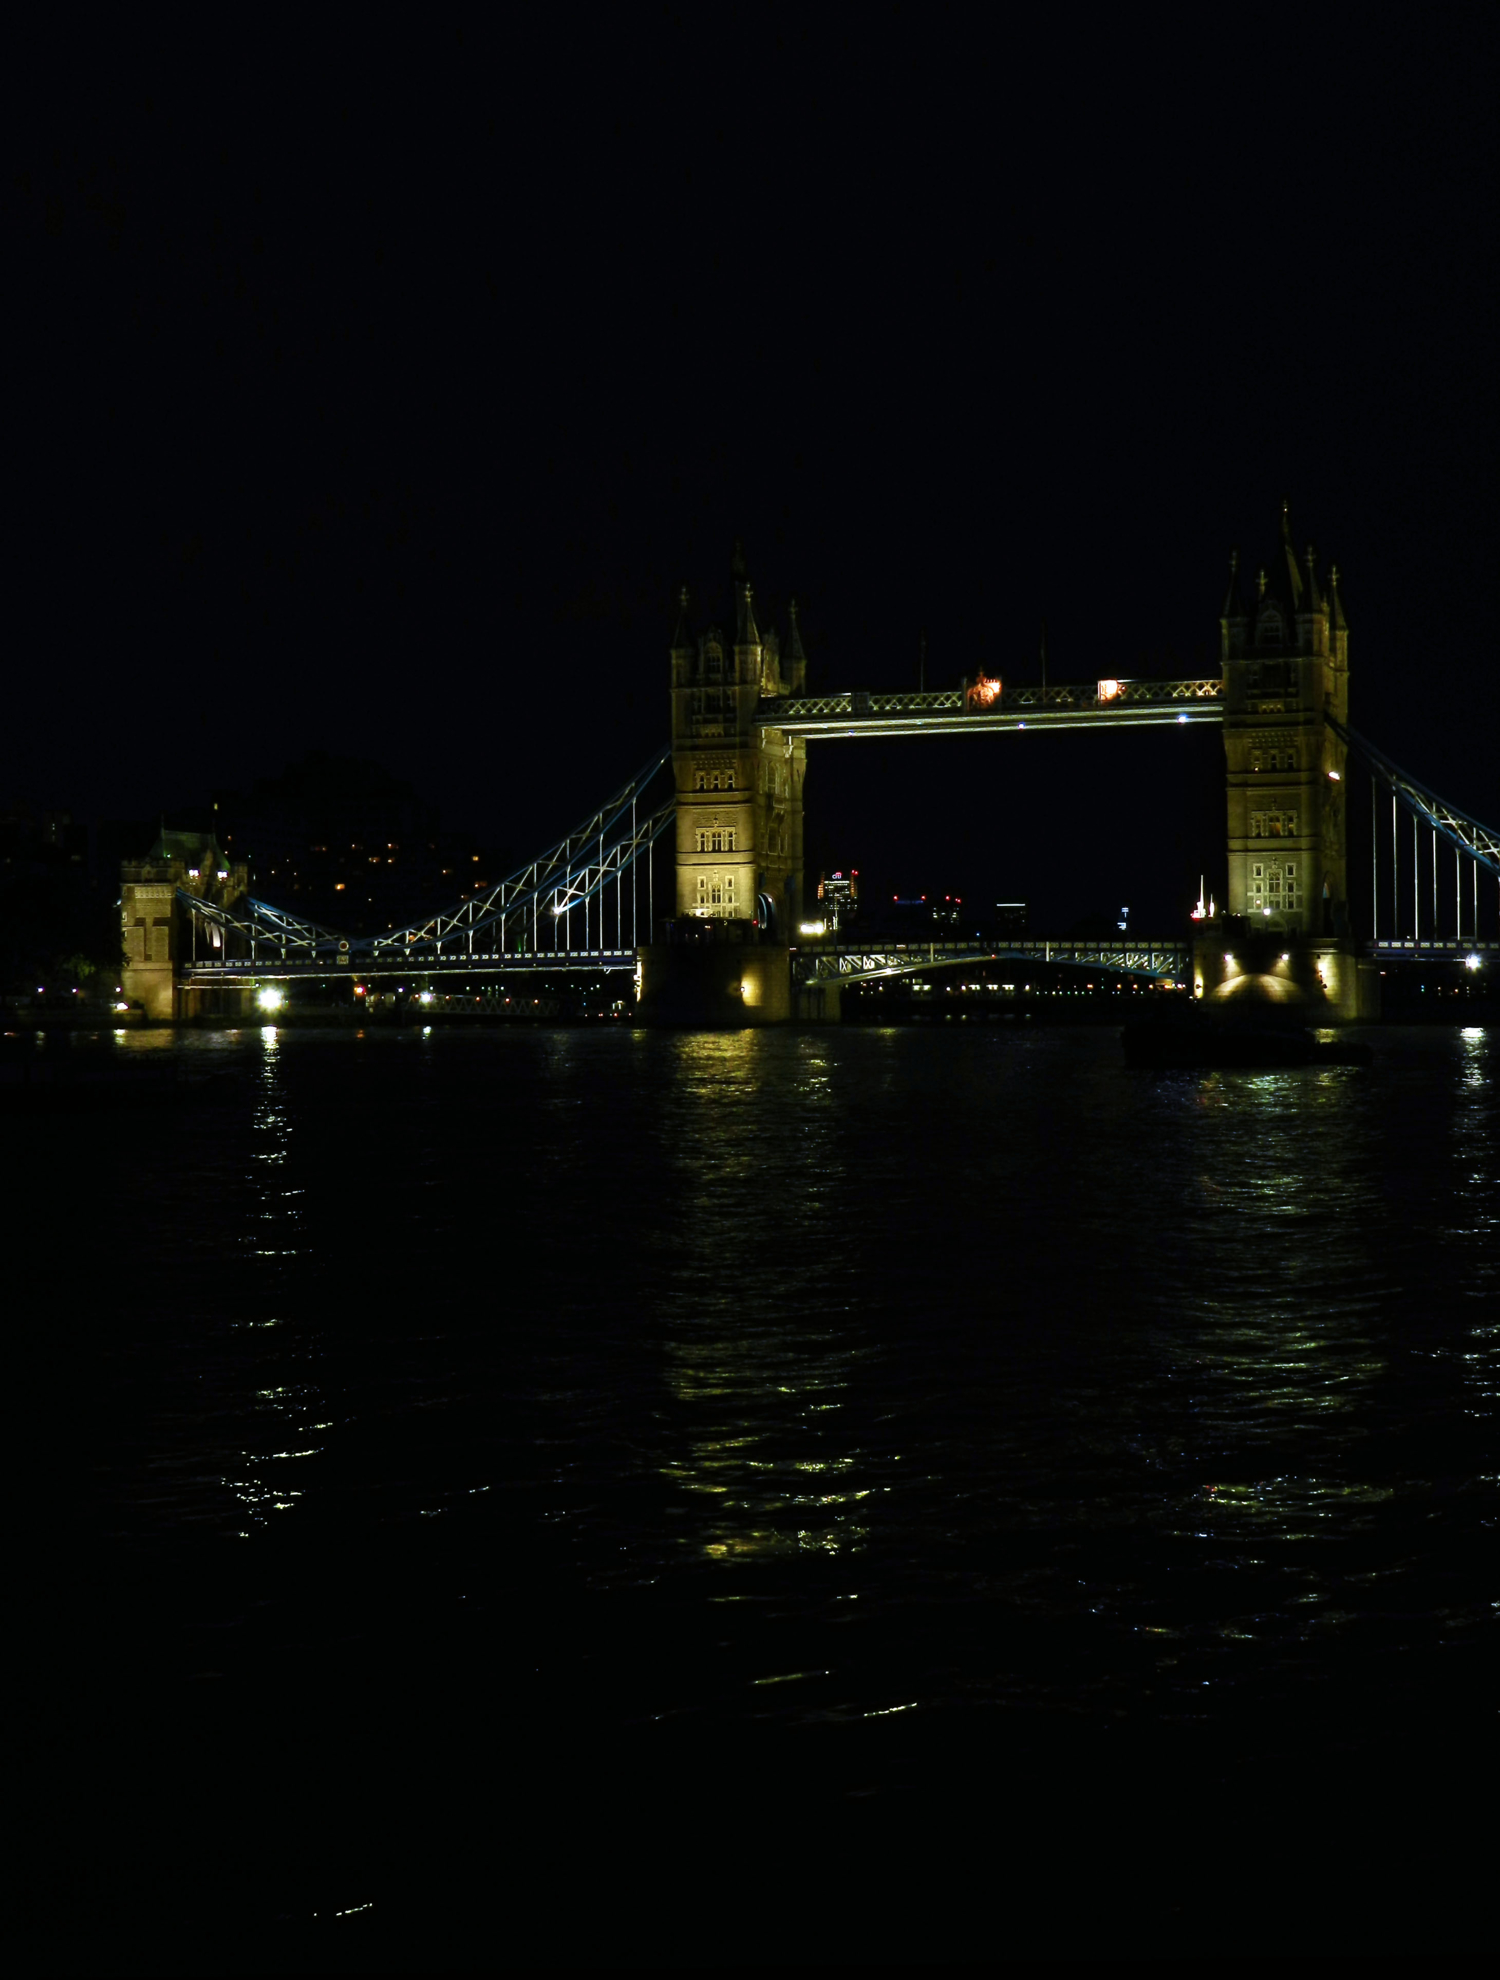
14,1023 -> 1497,1969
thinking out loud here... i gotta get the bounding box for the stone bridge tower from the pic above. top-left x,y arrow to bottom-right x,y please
668,550 -> 807,938
121,829 -> 249,1020
1220,502 -> 1350,936
1202,502 -> 1375,1017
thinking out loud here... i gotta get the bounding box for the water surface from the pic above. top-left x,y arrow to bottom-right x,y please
18,1023 -> 1495,1967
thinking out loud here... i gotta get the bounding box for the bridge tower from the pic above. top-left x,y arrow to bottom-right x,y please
641,552 -> 805,1022
1204,503 -> 1376,1017
668,550 -> 807,938
120,829 -> 250,1020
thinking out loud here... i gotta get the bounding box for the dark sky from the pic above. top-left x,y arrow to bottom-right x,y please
9,13 -> 1496,930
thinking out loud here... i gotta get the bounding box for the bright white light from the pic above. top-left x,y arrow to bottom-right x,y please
1327,770 -> 1341,781
114,1001 -> 130,1012
187,868 -> 199,878
1177,713 -> 1187,724
1262,907 -> 1271,916
257,987 -> 285,1013
799,920 -> 827,936
1466,954 -> 1483,970
1280,953 -> 1290,962
418,991 -> 434,1004
1223,953 -> 1234,966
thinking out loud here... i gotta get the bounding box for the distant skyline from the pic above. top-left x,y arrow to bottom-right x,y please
9,14 -> 1496,932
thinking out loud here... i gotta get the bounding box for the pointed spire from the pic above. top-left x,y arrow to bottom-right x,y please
1221,549 -> 1245,618
1280,498 -> 1304,607
736,577 -> 760,650
787,597 -> 807,664
1303,542 -> 1323,613
671,584 -> 692,653
1330,562 -> 1348,631
787,597 -> 808,691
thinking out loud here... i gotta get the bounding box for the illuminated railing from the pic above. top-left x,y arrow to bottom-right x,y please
795,939 -> 1191,984
759,679 -> 1224,727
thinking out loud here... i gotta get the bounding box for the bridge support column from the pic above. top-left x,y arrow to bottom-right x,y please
797,979 -> 841,1023
1192,930 -> 1377,1021
637,935 -> 790,1027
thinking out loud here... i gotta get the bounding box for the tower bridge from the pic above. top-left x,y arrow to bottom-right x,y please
122,510 -> 1498,1024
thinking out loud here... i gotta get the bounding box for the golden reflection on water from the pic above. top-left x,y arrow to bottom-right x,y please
1150,1056 -> 1392,1587
658,1032 -> 873,1564
221,1024 -> 324,1532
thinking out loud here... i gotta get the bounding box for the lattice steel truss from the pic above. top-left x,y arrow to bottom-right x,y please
1330,718 -> 1499,875
179,752 -> 674,968
178,891 -> 347,960
366,752 -> 671,957
366,796 -> 675,960
760,678 -> 1224,736
796,940 -> 1190,985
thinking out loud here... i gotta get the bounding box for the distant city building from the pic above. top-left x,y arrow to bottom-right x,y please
994,901 -> 1028,937
861,893 -> 966,939
816,870 -> 858,931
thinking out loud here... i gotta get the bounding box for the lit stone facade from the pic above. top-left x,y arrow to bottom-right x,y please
1220,507 -> 1350,936
669,565 -> 808,936
121,830 -> 249,1019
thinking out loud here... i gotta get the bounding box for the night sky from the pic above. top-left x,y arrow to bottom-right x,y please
10,15 -> 1496,932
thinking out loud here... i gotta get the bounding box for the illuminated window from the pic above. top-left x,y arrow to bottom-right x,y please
695,872 -> 738,916
695,828 -> 737,853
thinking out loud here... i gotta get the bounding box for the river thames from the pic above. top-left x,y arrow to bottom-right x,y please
17,1022 -> 1494,1969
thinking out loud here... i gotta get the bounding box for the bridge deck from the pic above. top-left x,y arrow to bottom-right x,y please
797,940 -> 1191,984
754,680 -> 1224,738
181,951 -> 641,983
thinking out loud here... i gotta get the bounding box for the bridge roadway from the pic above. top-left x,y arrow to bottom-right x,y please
183,938 -> 1195,989
796,939 -> 1191,985
754,678 -> 1224,738
181,951 -> 642,984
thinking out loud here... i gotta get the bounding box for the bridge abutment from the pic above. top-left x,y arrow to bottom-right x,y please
637,930 -> 791,1027
1192,930 -> 1378,1021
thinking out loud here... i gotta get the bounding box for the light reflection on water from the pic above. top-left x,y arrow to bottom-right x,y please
657,1033 -> 870,1564
25,1022 -> 1495,1736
